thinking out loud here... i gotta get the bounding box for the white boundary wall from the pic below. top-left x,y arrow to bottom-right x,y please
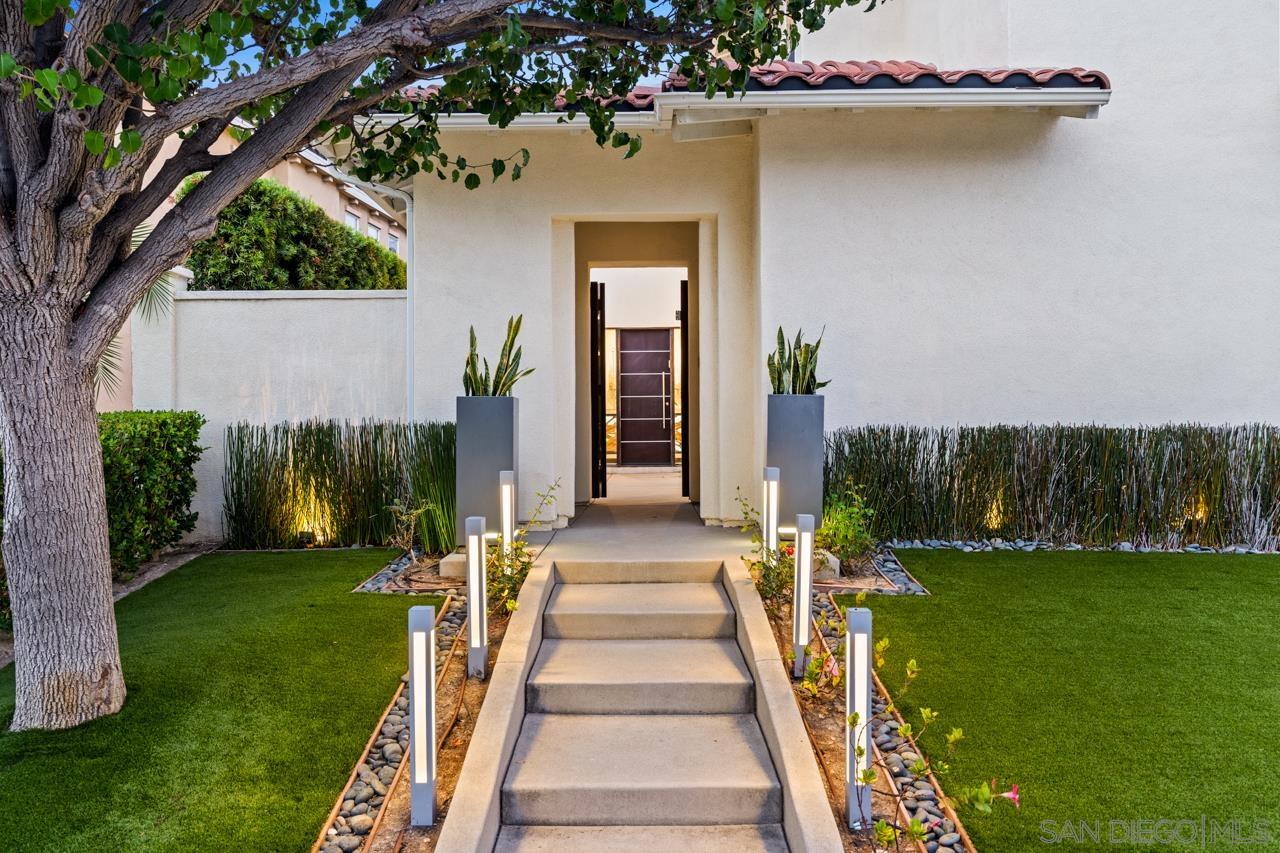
132,284 -> 406,539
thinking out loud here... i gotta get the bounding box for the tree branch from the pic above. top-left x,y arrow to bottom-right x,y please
516,13 -> 709,47
74,116 -> 230,304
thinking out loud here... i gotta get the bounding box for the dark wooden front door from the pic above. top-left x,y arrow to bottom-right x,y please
617,328 -> 674,466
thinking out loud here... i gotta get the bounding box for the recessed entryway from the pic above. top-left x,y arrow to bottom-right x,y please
574,221 -> 702,509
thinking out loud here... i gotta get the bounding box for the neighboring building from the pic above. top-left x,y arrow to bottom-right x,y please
265,147 -> 407,255
96,130 -> 407,414
133,0 -> 1280,539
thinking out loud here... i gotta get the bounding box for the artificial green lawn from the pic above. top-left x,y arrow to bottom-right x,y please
0,549 -> 440,852
838,551 -> 1280,851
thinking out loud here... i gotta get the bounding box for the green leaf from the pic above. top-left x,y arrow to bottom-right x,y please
116,56 -> 142,84
119,130 -> 142,153
84,130 -> 105,155
33,67 -> 59,93
21,0 -> 58,26
0,54 -> 17,80
103,147 -> 122,169
207,11 -> 232,34
464,172 -> 481,190
73,84 -> 104,108
490,158 -> 505,181
713,0 -> 735,23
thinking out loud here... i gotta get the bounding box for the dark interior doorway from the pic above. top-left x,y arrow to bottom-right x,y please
588,276 -> 690,499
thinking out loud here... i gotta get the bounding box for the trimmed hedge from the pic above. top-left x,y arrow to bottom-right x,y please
223,420 -> 456,553
186,179 -> 406,291
0,411 -> 205,597
826,424 -> 1280,550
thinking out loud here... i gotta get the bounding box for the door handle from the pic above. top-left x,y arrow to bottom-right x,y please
661,372 -> 669,429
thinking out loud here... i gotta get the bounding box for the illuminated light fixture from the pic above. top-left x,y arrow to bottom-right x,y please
793,513 -> 815,678
762,467 -> 780,553
500,470 -> 515,559
466,515 -> 488,678
408,605 -> 437,826
846,607 -> 873,829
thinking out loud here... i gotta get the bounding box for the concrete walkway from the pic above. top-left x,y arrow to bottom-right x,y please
439,471 -> 840,852
529,470 -> 749,562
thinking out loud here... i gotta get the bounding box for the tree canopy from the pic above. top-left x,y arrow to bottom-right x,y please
0,0 -> 876,731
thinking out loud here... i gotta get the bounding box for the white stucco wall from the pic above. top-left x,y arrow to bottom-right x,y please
594,267 -> 684,329
797,0 -> 1010,67
762,0 -> 1280,429
412,130 -> 757,524
132,290 -> 406,538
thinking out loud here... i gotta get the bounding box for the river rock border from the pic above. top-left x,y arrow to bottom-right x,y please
810,588 -> 974,853
889,537 -> 1273,555
868,669 -> 975,853
353,550 -> 421,593
315,594 -> 463,853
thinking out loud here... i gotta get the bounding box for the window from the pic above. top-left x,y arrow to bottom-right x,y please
388,234 -> 400,255
367,222 -> 381,242
344,211 -> 360,230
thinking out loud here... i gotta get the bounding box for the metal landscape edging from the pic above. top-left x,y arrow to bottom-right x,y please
821,590 -> 976,853
312,596 -> 454,853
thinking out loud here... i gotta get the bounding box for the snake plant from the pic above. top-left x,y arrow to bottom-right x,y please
462,314 -> 534,396
767,326 -> 829,394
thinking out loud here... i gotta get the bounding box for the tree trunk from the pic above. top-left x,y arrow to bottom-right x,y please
0,299 -> 125,731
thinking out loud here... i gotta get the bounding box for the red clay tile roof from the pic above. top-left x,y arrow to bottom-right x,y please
731,59 -> 1110,90
401,59 -> 1109,112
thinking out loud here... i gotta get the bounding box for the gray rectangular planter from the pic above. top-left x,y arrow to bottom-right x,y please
455,395 -> 518,544
766,394 -> 824,529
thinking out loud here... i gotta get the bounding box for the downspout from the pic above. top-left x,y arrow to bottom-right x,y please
321,165 -> 416,420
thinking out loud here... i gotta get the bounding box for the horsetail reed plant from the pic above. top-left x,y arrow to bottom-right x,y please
462,314 -> 534,396
407,421 -> 456,553
222,424 -> 294,549
825,424 -> 1280,550
767,326 -> 830,394
222,419 -> 457,552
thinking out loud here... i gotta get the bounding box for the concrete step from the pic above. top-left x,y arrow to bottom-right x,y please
502,713 -> 781,826
495,823 -> 788,852
527,639 -> 753,714
553,560 -> 723,584
543,583 -> 735,639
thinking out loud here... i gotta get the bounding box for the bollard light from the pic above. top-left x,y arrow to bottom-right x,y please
762,467 -> 780,554
846,607 -> 873,829
466,515 -> 488,678
408,605 -> 437,826
792,513 -> 814,679
499,470 -> 515,559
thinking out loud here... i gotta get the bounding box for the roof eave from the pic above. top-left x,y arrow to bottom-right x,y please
365,86 -> 1111,133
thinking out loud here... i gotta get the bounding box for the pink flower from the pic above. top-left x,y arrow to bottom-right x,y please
999,783 -> 1020,809
823,655 -> 840,678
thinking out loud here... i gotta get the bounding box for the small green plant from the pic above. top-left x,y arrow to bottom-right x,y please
387,499 -> 430,565
767,326 -> 830,394
737,490 -> 792,608
486,480 -> 560,613
817,488 -> 876,570
463,315 -> 535,396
